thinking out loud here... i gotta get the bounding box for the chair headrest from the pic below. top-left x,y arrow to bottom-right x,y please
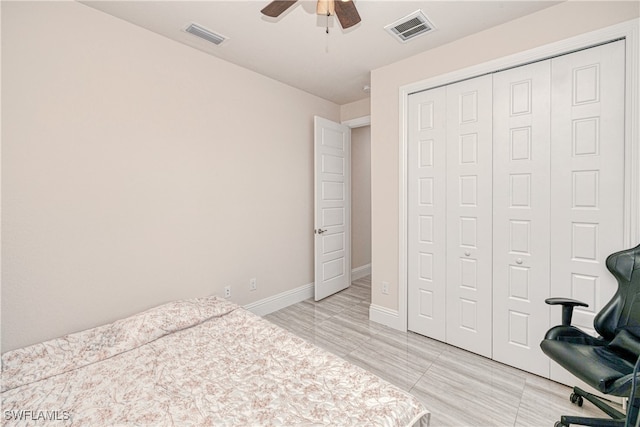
607,244 -> 640,282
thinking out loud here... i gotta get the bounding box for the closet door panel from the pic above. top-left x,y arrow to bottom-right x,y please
549,41 -> 625,382
492,60 -> 551,377
446,75 -> 493,357
407,88 -> 447,341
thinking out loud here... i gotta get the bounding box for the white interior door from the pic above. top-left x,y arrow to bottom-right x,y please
445,75 -> 493,358
549,40 -> 625,384
314,116 -> 351,301
407,87 -> 447,341
492,59 -> 552,377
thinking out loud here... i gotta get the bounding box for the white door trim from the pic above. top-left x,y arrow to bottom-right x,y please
396,18 -> 640,333
342,115 -> 371,129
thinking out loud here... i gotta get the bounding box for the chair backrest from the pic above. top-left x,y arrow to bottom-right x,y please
594,244 -> 640,341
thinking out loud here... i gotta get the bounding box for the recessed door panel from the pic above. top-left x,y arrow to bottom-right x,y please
459,176 -> 478,206
419,178 -> 434,206
571,222 -> 598,261
323,258 -> 345,282
460,258 -> 478,289
511,127 -> 532,160
459,91 -> 479,123
573,118 -> 600,156
571,274 -> 597,312
508,311 -> 529,346
321,127 -> 345,150
322,207 -> 345,227
572,171 -> 599,209
419,140 -> 434,167
510,80 -> 532,115
419,101 -> 435,130
509,220 -> 531,254
419,215 -> 434,243
419,252 -> 434,280
322,154 -> 344,175
509,265 -> 530,300
419,290 -> 434,318
509,174 -> 531,208
460,217 -> 477,248
459,134 -> 478,164
322,233 -> 344,255
460,299 -> 478,331
573,64 -> 600,105
322,181 -> 344,201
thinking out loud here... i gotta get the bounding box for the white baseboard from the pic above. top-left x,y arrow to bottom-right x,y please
245,266 -> 370,317
369,303 -> 404,331
351,263 -> 371,280
244,282 -> 314,317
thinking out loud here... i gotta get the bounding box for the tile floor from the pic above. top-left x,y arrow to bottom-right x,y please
264,276 -> 613,426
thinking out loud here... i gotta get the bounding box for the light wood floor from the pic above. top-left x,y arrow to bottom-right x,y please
265,275 -> 610,426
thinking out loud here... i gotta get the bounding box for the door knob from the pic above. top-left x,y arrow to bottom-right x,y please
464,250 -> 471,256
516,258 -> 523,264
315,229 -> 327,235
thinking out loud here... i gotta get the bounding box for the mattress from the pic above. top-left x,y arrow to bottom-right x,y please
2,296 -> 430,426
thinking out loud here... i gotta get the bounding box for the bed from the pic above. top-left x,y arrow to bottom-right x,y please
2,296 -> 430,426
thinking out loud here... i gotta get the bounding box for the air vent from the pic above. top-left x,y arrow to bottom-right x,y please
185,23 -> 227,46
385,10 -> 435,43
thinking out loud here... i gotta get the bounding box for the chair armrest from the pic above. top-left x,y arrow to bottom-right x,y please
545,298 -> 589,326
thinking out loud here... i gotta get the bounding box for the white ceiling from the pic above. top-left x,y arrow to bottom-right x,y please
81,0 -> 561,105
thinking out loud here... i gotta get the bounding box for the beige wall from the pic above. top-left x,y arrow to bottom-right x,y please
370,2 -> 640,311
351,126 -> 371,270
340,97 -> 370,122
1,1 -> 339,351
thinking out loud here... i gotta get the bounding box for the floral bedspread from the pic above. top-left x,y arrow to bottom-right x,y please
2,296 -> 430,426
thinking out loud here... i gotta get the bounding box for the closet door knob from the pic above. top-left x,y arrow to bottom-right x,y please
516,258 -> 523,265
464,250 -> 471,256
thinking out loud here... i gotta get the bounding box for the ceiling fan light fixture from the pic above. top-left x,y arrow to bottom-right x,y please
261,0 -> 361,29
317,0 -> 335,16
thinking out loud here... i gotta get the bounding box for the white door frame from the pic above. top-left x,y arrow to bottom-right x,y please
343,115 -> 371,281
396,18 -> 640,333
343,116 -> 371,129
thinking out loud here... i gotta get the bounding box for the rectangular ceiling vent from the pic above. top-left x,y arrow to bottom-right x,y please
185,23 -> 227,46
385,10 -> 435,43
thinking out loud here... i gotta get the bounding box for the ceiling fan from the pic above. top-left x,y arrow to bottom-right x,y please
261,0 -> 361,29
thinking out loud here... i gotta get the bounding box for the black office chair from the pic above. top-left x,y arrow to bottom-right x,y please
541,243 -> 640,427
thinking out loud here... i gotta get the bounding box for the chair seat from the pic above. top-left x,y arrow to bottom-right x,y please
544,325 -> 608,345
541,339 -> 636,396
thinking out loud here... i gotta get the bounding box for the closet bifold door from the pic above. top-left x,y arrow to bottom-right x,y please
549,40 -> 625,384
492,60 -> 552,377
407,87 -> 447,341
445,75 -> 493,358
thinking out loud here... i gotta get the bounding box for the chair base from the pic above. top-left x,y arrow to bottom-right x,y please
557,417 -> 624,427
556,386 -> 626,427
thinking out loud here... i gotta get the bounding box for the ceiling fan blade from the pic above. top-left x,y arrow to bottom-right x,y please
261,1 -> 298,18
334,0 -> 361,29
